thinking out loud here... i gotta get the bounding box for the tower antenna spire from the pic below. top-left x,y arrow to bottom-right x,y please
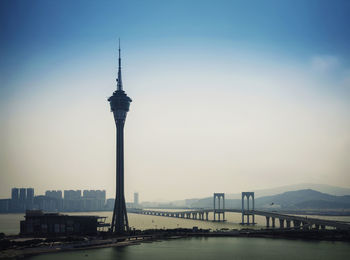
117,38 -> 123,91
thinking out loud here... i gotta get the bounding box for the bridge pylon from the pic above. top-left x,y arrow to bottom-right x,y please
241,192 -> 256,225
213,193 -> 225,222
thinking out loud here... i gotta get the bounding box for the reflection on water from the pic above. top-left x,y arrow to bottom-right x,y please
28,237 -> 350,260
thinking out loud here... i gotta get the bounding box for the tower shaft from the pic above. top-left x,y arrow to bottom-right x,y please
111,119 -> 129,233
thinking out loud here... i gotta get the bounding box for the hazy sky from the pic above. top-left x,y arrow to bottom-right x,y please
1,0 -> 350,201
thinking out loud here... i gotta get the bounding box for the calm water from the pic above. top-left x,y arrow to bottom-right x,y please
1,212 -> 350,259
27,237 -> 350,260
1,211 -> 350,235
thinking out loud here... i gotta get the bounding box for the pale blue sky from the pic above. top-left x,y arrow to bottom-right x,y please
1,0 -> 349,201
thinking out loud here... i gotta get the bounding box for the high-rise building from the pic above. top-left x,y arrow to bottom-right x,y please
46,190 -> 62,199
11,188 -> 19,200
10,188 -> 20,212
82,190 -> 106,211
19,188 -> 26,201
108,40 -> 132,234
27,188 -> 34,201
134,192 -> 139,207
63,190 -> 82,211
26,188 -> 34,210
64,190 -> 81,200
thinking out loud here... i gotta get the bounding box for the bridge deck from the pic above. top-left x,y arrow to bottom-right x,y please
128,208 -> 350,230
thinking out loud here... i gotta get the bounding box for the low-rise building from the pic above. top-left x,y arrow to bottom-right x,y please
20,210 -> 108,235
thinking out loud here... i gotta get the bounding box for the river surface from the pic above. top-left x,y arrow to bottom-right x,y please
1,212 -> 350,259
27,237 -> 350,260
1,211 -> 350,235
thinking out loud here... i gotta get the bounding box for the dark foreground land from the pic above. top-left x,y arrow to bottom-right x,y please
1,228 -> 350,259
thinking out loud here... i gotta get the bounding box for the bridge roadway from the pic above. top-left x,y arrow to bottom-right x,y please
128,208 -> 350,230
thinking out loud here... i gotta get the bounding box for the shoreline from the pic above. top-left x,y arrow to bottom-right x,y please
1,210 -> 350,217
1,229 -> 350,259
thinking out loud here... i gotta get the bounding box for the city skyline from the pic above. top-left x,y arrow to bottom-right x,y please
1,0 -> 350,202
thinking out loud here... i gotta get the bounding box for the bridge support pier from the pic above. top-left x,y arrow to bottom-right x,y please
266,216 -> 270,227
279,219 -> 284,229
286,220 -> 291,228
293,220 -> 301,229
302,221 -> 309,230
272,217 -> 275,228
205,212 -> 209,221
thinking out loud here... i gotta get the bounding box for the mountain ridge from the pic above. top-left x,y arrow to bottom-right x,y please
164,183 -> 350,207
141,185 -> 350,210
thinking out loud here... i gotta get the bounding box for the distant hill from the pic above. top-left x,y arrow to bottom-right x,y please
223,183 -> 350,199
142,184 -> 350,209
249,183 -> 350,197
186,189 -> 350,210
255,189 -> 350,210
162,183 -> 350,208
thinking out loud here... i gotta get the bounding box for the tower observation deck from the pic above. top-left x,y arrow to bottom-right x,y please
108,40 -> 132,234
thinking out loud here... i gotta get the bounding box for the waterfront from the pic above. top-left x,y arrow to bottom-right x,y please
0,211 -> 248,235
1,212 -> 350,259
2,211 -> 350,235
26,237 -> 350,260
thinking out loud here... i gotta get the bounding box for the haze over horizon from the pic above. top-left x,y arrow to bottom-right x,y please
1,0 -> 350,201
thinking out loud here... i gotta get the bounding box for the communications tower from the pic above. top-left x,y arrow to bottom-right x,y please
108,40 -> 132,233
